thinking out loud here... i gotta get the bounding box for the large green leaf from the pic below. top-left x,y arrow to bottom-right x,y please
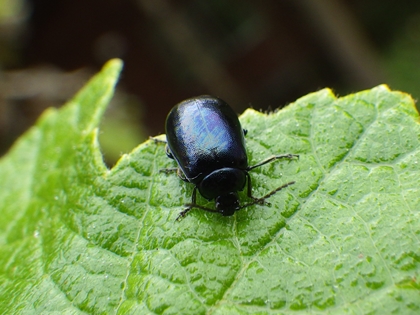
0,59 -> 419,314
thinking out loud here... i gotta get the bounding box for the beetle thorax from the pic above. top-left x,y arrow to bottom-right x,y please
198,167 -> 246,200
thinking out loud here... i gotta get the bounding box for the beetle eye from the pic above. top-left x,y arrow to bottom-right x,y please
215,193 -> 239,216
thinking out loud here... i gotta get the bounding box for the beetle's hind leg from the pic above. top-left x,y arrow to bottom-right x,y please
150,136 -> 175,159
165,145 -> 174,159
160,167 -> 188,183
154,138 -> 186,180
149,136 -> 167,144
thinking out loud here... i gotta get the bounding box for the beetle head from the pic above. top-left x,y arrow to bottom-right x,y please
215,193 -> 240,216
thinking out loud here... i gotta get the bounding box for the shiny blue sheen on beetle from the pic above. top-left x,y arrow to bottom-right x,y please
164,95 -> 298,220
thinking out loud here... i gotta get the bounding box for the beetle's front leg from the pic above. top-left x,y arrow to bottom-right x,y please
245,172 -> 267,205
176,186 -> 198,221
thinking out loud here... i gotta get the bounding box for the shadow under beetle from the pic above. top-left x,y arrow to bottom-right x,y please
161,95 -> 298,221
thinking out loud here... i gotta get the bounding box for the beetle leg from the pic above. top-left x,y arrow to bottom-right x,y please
149,136 -> 175,160
247,154 -> 299,171
245,172 -> 259,200
245,172 -> 267,205
245,172 -> 255,199
177,187 -> 225,220
160,168 -> 178,174
176,186 -> 198,221
261,181 -> 295,200
240,181 -> 296,210
177,169 -> 188,181
165,145 -> 174,159
160,167 -> 189,182
176,207 -> 192,221
149,136 -> 167,144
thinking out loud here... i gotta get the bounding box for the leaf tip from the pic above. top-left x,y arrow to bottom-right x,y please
103,58 -> 124,73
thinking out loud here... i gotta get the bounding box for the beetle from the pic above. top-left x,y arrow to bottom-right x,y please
163,95 -> 298,220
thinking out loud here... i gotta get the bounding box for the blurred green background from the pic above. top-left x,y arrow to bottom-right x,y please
0,0 -> 419,165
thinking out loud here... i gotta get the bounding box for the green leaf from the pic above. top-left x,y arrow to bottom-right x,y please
0,61 -> 419,315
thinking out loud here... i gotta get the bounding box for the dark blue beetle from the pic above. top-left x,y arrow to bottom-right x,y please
164,95 -> 298,220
